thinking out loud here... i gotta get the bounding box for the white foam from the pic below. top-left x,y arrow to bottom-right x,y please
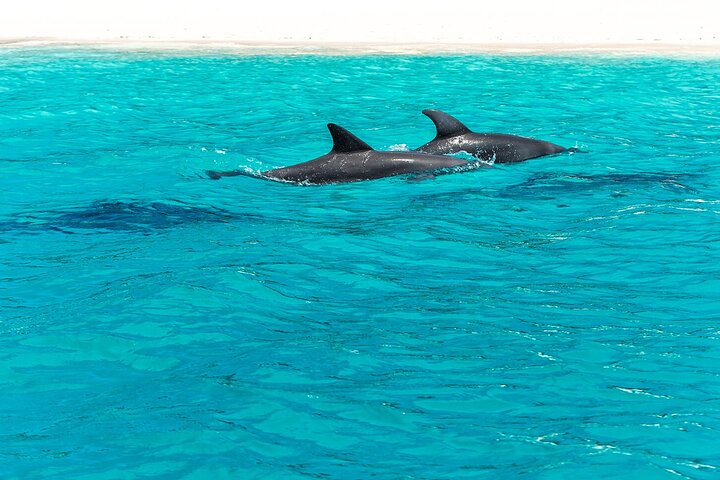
388,144 -> 409,152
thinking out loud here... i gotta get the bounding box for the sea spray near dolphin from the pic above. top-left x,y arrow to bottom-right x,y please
415,109 -> 567,163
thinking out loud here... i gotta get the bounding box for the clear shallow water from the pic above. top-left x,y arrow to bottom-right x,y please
1,48 -> 720,479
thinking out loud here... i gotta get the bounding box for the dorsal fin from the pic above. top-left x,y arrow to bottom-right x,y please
327,123 -> 374,153
422,109 -> 471,139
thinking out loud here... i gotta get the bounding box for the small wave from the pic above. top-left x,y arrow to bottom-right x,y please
566,145 -> 588,154
448,150 -> 492,164
388,144 -> 410,152
433,159 -> 493,177
206,165 -> 267,181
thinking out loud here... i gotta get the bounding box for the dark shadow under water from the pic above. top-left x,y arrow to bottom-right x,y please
0,200 -> 259,235
406,172 -> 698,208
499,172 -> 697,199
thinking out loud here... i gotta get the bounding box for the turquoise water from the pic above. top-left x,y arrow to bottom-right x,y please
2,48 -> 720,479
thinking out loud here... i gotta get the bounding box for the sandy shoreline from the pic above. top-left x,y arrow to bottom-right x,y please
2,38 -> 720,57
3,1 -> 719,56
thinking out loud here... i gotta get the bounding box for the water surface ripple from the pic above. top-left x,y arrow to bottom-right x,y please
1,49 -> 720,479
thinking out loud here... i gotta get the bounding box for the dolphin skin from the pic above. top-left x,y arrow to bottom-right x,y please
415,109 -> 566,163
207,123 -> 469,185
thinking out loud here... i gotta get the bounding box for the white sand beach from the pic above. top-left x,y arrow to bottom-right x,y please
2,0 -> 720,54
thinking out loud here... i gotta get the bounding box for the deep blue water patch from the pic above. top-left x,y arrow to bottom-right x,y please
1,48 -> 720,479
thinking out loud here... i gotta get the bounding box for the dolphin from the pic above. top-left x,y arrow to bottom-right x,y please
415,109 -> 567,163
207,123 -> 472,185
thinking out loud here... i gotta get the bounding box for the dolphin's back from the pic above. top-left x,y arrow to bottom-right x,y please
418,132 -> 565,163
415,110 -> 566,163
264,150 -> 467,185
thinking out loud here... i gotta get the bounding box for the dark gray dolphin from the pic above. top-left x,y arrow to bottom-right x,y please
208,123 -> 471,185
415,109 -> 566,163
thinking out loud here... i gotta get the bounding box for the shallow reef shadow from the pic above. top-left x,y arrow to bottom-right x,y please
0,200 -> 264,235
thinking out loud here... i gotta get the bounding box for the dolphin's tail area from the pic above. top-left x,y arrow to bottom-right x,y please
565,146 -> 588,154
206,168 -> 268,181
207,169 -> 246,180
